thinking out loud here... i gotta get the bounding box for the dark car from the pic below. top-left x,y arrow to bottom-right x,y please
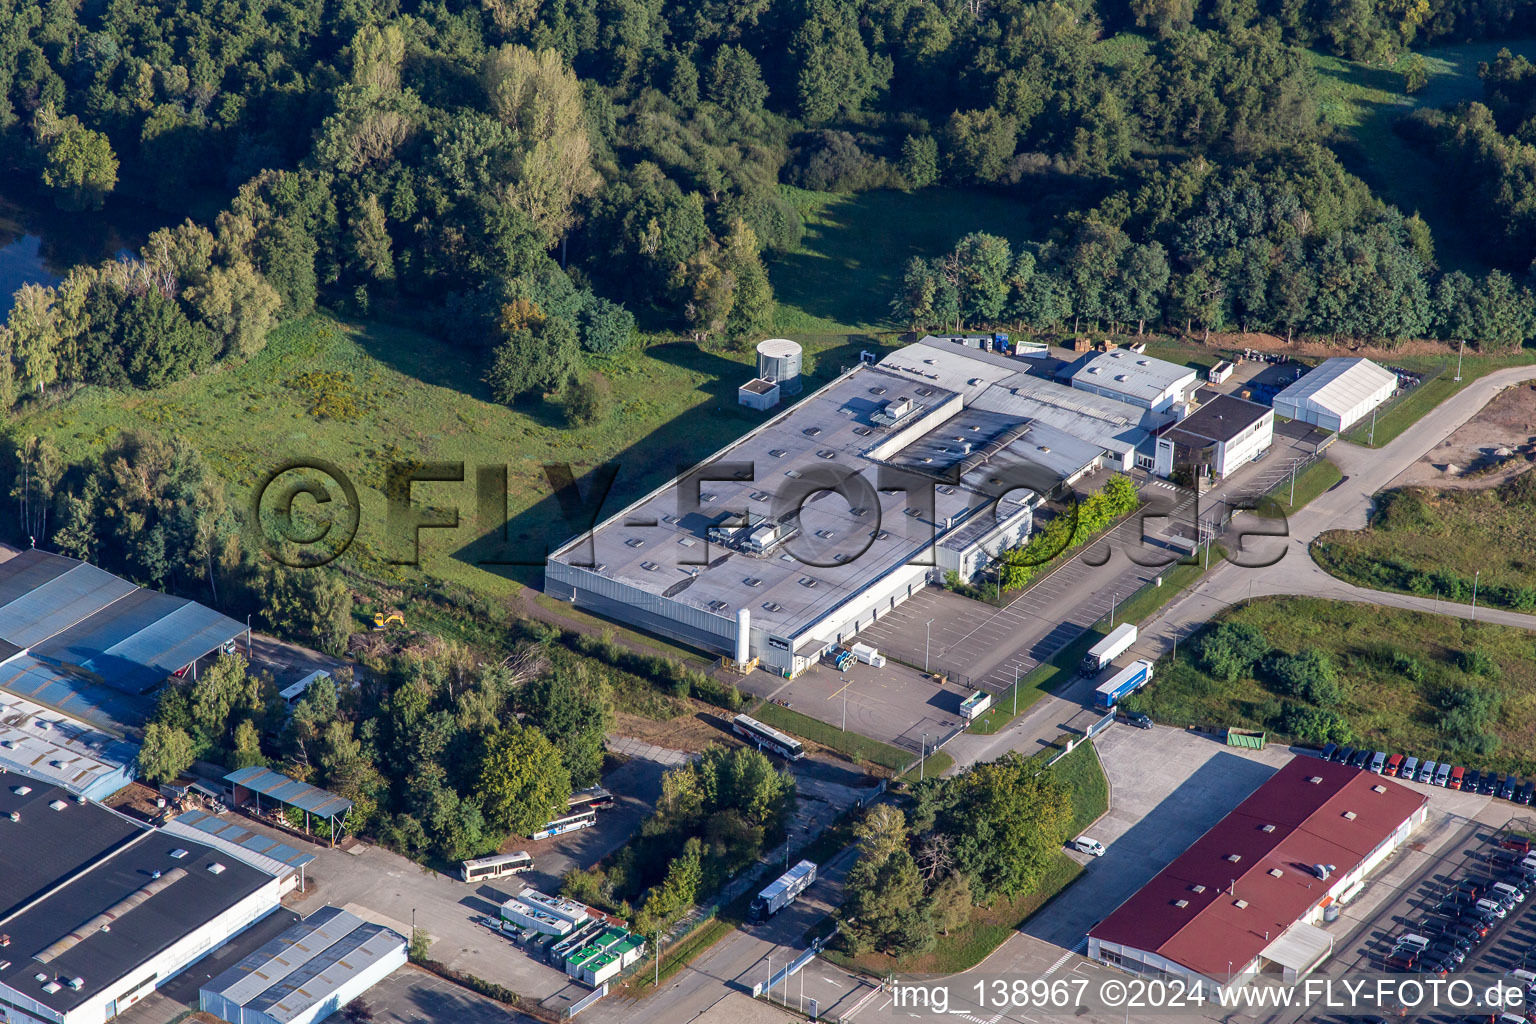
1322,742 -> 1339,762
1504,777 -> 1520,800
1339,746 -> 1357,766
1486,773 -> 1503,795
1122,710 -> 1153,729
1429,939 -> 1470,962
1522,781 -> 1534,805
1352,748 -> 1373,769
1467,769 -> 1484,793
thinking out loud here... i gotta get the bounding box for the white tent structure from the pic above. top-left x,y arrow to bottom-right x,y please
1271,358 -> 1397,432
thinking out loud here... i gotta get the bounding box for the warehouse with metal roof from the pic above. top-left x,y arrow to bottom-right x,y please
0,690 -> 136,800
1087,757 -> 1426,995
1270,357 -> 1398,432
0,549 -> 248,721
546,337 -> 1155,677
1069,349 -> 1200,414
200,907 -> 406,1024
0,781 -> 283,1024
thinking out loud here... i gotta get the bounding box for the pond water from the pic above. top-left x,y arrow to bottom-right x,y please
0,193 -> 143,322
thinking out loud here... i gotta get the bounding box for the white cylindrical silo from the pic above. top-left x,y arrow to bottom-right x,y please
735,607 -> 751,664
757,338 -> 803,394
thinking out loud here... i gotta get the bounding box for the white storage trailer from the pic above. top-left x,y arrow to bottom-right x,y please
960,690 -> 993,720
750,860 -> 817,922
850,643 -> 886,667
1081,623 -> 1137,674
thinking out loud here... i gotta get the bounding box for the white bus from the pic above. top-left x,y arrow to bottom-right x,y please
460,851 -> 533,883
567,787 -> 615,813
732,714 -> 805,761
529,808 -> 597,841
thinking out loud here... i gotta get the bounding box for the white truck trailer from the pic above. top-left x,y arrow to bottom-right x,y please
750,860 -> 817,922
1081,623 -> 1137,675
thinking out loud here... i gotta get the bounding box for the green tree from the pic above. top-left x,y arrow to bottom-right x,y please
927,870 -> 972,936
349,194 -> 394,282
478,724 -> 572,837
899,135 -> 939,189
185,261 -> 281,359
1196,622 -> 1270,681
189,652 -> 260,751
519,663 -> 612,787
487,316 -> 580,402
33,107 -> 118,211
706,46 -> 768,116
230,719 -> 267,770
138,722 -> 196,784
562,371 -> 612,427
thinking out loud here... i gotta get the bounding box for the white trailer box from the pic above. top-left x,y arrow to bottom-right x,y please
1081,623 -> 1138,675
850,643 -> 886,667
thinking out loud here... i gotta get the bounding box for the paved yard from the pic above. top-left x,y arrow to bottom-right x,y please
358,965 -> 543,1024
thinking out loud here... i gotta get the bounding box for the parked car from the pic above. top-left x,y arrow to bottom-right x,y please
1420,760 -> 1439,784
1387,753 -> 1404,777
1371,751 -> 1388,774
1450,766 -> 1466,790
1484,773 -> 1502,796
1339,746 -> 1357,767
1502,836 -> 1532,855
1353,748 -> 1373,769
1123,710 -> 1153,730
1321,742 -> 1339,762
1435,762 -> 1453,787
1466,769 -> 1483,792
1503,777 -> 1520,800
1521,781 -> 1534,805
1404,756 -> 1420,779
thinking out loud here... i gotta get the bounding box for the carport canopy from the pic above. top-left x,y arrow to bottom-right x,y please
225,765 -> 352,846
1260,920 -> 1334,980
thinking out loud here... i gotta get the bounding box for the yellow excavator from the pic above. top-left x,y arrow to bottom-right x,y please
372,611 -> 405,631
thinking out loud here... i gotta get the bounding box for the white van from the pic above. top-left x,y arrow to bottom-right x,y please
1418,760 -> 1437,783
1396,934 -> 1430,952
1434,762 -> 1452,787
1493,882 -> 1526,904
1072,836 -> 1106,857
1506,969 -> 1536,989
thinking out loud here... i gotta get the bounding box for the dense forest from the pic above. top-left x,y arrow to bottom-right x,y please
0,0 -> 1535,422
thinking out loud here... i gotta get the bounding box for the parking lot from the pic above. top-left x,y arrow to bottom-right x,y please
356,965 -> 543,1024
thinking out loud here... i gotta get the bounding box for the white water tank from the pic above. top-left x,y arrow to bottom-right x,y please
757,338 -> 803,395
735,608 -> 751,664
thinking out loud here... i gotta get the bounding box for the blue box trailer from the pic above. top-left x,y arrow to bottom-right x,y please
1093,660 -> 1154,711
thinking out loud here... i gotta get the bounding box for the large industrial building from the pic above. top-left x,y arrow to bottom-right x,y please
1270,357 -> 1397,432
1087,757 -> 1427,994
547,335 -> 1157,675
199,907 -> 405,1024
0,782 -> 284,1024
1069,349 -> 1200,415
0,549 -> 247,732
0,691 -> 136,801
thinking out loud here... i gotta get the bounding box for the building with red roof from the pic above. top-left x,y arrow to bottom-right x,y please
1088,755 -> 1427,992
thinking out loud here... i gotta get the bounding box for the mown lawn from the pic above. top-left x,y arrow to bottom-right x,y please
1127,597 -> 1536,775
1047,740 -> 1110,834
1313,475 -> 1536,612
1258,456 -> 1343,518
18,313 -> 871,597
768,185 -> 1080,336
1310,38 -> 1536,273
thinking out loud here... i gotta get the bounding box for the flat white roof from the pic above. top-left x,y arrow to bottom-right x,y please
1071,350 -> 1198,404
1271,358 -> 1397,418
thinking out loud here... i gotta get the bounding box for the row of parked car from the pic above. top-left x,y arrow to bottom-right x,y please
1321,743 -> 1536,804
1383,834 -> 1536,979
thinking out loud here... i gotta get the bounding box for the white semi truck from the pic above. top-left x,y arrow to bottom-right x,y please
1081,623 -> 1137,675
750,860 -> 817,922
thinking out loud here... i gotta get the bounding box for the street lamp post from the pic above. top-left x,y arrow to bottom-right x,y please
920,732 -> 928,781
1455,338 -> 1465,382
842,687 -> 848,732
1012,663 -> 1018,716
1369,406 -> 1377,446
924,618 -> 934,673
1289,460 -> 1298,506
1472,570 -> 1481,620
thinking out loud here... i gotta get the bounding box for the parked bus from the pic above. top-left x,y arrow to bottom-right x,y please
460,851 -> 533,883
529,808 -> 597,841
567,786 -> 615,812
732,714 -> 804,761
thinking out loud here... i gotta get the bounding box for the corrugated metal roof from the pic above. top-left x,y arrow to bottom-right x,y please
1271,358 -> 1397,419
225,766 -> 353,818
0,654 -> 155,733
201,906 -> 405,1023
0,562 -> 136,648
169,809 -> 317,873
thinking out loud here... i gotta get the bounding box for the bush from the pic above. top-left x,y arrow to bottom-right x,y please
1280,703 -> 1354,745
1196,622 -> 1270,682
1458,648 -> 1501,679
1265,648 -> 1341,705
578,295 -> 635,354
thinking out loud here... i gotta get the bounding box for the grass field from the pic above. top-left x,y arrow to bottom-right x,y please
20,313 -> 878,597
769,185 -> 1080,336
1313,474 -> 1536,613
1047,740 -> 1110,834
1310,39 -> 1536,273
1128,597 -> 1536,775
1259,456 -> 1343,518
968,547 -> 1227,735
751,701 -> 913,771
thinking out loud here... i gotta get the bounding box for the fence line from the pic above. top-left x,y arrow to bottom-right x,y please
564,983 -> 608,1019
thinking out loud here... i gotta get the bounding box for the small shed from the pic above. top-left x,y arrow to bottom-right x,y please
225,766 -> 353,846
738,378 -> 781,411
